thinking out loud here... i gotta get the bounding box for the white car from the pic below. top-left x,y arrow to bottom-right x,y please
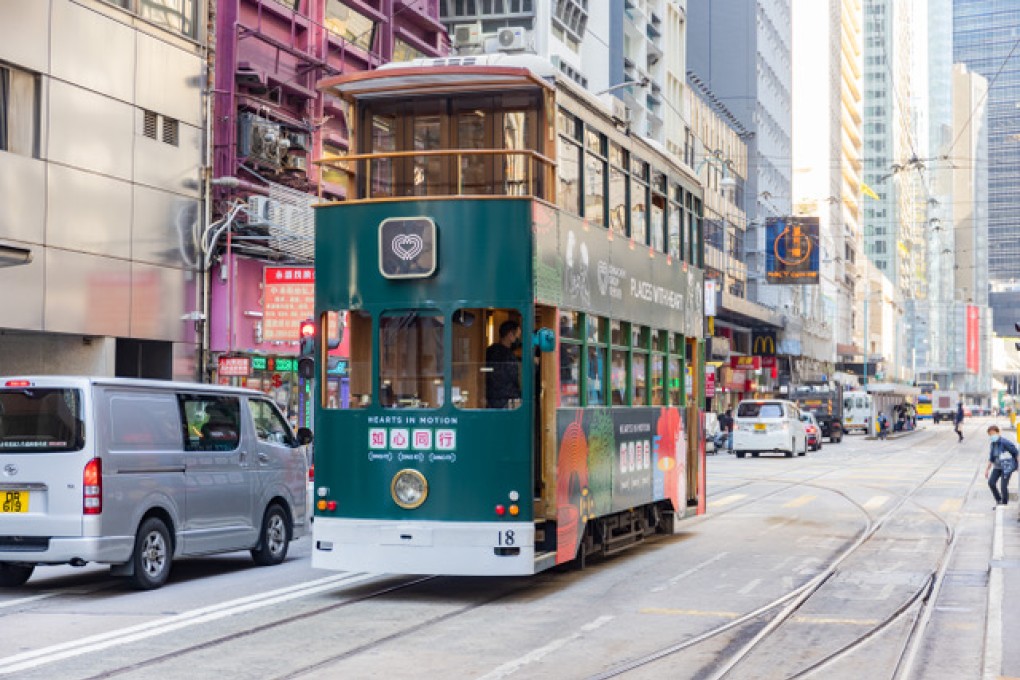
732,399 -> 808,459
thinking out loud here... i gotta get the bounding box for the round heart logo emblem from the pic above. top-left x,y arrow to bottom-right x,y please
391,234 -> 424,261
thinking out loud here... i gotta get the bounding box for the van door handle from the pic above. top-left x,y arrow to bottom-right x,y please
258,452 -> 270,464
238,450 -> 248,464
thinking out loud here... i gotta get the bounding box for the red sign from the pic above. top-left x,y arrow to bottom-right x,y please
218,356 -> 251,377
730,356 -> 761,370
725,369 -> 747,392
705,371 -> 716,398
966,305 -> 980,374
761,356 -> 777,369
264,267 -> 315,342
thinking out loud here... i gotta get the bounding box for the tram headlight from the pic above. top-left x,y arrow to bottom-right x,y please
391,469 -> 428,509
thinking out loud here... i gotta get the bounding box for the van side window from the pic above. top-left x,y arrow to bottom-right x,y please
107,393 -> 180,451
178,396 -> 241,452
249,399 -> 294,446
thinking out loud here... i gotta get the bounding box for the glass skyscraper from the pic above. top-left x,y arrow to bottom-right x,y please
954,0 -> 1020,334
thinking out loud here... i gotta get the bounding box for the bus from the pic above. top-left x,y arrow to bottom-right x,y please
309,55 -> 707,576
916,381 -> 937,420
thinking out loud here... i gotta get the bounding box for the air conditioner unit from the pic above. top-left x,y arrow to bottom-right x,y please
287,132 -> 310,151
611,98 -> 631,125
496,27 -> 527,51
238,113 -> 288,168
248,196 -> 273,224
453,22 -> 482,47
284,154 -> 308,172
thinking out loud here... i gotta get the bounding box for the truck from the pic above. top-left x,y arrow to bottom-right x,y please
932,390 -> 960,424
790,384 -> 845,443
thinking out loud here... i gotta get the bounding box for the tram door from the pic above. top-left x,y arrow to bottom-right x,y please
534,305 -> 557,521
685,337 -> 701,510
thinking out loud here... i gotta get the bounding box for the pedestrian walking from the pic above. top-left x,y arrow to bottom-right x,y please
985,425 -> 1020,507
877,412 -> 889,440
720,408 -> 734,452
954,401 -> 964,442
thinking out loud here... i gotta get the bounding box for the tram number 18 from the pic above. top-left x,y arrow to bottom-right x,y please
497,530 -> 515,546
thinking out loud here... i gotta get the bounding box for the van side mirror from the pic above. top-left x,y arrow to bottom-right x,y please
297,427 -> 313,445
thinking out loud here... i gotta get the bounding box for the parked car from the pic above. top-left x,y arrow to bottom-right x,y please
732,399 -> 808,459
800,412 -> 823,451
0,376 -> 313,590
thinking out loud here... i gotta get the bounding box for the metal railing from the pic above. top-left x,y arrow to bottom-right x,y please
316,148 -> 556,201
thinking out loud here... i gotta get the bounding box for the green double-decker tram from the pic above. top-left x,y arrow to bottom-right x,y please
311,56 -> 707,575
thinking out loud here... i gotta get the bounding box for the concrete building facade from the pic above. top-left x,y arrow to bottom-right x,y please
0,0 -> 207,379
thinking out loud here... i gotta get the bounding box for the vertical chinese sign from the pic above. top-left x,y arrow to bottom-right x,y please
966,305 -> 980,374
263,267 -> 315,342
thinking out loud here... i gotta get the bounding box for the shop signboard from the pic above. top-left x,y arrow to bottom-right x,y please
264,266 -> 315,341
218,356 -> 251,377
765,216 -> 819,284
730,356 -> 761,370
705,371 -> 716,398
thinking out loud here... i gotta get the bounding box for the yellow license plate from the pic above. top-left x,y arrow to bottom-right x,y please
754,423 -> 767,431
1,491 -> 28,513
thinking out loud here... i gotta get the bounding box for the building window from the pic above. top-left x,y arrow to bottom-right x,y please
138,0 -> 198,39
393,39 -> 425,62
0,62 -> 40,158
326,1 -> 377,54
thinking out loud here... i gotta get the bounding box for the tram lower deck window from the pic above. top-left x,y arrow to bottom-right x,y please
379,311 -> 445,409
452,308 -> 523,410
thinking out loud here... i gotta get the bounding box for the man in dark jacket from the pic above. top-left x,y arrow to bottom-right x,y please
954,402 -> 964,442
485,320 -> 522,408
720,408 -> 734,452
985,424 -> 1019,506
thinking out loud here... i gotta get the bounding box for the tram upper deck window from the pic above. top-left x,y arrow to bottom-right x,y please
322,310 -> 372,410
608,143 -> 628,237
359,93 -> 544,199
379,311 -> 445,409
452,308 -> 522,410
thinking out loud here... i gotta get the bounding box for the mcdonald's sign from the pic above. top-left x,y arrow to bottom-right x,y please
752,331 -> 777,356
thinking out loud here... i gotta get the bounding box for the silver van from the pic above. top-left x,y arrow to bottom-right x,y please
0,377 -> 312,589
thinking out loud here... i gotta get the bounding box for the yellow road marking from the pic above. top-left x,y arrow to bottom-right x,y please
712,494 -> 747,507
641,608 -> 738,618
790,615 -> 879,626
864,495 -> 889,510
939,498 -> 963,513
783,495 -> 817,508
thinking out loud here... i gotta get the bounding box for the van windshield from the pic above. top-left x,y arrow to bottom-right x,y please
737,402 -> 784,418
0,388 -> 84,452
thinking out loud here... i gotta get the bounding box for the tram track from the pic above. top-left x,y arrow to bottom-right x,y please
587,438 -> 977,680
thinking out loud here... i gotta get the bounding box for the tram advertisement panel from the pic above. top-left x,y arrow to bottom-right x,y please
554,406 -> 686,564
533,206 -> 704,338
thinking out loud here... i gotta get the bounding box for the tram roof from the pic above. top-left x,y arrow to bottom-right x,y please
318,54 -> 557,101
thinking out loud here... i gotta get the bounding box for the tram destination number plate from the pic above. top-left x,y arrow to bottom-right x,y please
2,491 -> 28,513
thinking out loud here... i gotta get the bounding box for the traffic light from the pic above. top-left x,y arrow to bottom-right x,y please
298,318 -> 315,380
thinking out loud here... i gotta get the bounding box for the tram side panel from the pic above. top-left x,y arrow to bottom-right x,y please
554,406 -> 688,564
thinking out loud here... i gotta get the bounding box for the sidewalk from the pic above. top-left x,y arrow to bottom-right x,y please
865,424 -> 927,441
988,501 -> 1020,679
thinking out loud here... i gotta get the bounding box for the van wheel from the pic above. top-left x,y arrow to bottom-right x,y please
736,451 -> 746,459
786,441 -> 794,458
252,504 -> 290,566
128,518 -> 172,590
0,563 -> 34,587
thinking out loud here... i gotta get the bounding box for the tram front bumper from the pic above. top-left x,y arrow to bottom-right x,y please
312,518 -> 537,576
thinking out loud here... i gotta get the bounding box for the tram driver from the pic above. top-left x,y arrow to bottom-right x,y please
485,320 -> 522,409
